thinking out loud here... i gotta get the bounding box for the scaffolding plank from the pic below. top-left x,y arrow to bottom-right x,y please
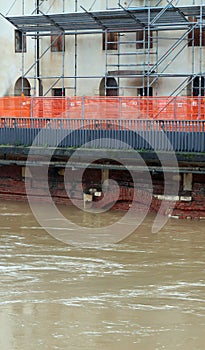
5,6 -> 196,33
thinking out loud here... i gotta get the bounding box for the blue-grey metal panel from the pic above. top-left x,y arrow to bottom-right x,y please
1,127 -> 205,153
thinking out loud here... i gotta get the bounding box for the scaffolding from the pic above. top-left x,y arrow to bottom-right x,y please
2,0 -> 205,97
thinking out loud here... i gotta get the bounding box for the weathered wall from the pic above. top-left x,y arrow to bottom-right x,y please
0,163 -> 205,220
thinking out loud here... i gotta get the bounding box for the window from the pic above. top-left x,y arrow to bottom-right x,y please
15,30 -> 26,53
137,87 -> 153,96
51,34 -> 65,52
102,32 -> 118,50
192,76 -> 205,96
188,17 -> 205,46
136,30 -> 153,49
52,88 -> 65,96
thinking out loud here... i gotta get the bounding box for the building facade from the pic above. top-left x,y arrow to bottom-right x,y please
0,0 -> 205,97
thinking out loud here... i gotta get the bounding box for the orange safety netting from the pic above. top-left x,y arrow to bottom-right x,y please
0,96 -> 205,121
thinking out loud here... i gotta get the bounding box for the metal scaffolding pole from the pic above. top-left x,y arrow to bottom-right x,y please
74,0 -> 78,96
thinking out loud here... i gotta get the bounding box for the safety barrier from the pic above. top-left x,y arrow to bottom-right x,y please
0,96 -> 205,121
0,117 -> 205,152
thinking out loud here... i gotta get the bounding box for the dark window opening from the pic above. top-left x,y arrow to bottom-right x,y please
15,30 -> 26,53
52,88 -> 65,96
106,77 -> 118,96
188,17 -> 205,46
192,76 -> 205,96
136,30 -> 153,49
51,34 -> 65,52
102,32 -> 118,50
14,77 -> 31,96
138,87 -> 153,96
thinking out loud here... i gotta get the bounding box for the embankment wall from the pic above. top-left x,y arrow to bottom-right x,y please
0,163 -> 205,220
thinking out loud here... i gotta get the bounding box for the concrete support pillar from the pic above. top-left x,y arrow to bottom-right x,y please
83,193 -> 93,209
101,168 -> 109,190
183,173 -> 193,191
22,166 -> 32,178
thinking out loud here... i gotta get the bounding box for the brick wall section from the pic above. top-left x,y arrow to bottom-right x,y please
0,164 -> 205,219
192,183 -> 205,203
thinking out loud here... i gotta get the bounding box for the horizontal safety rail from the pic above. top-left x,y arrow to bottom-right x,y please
0,96 -> 205,121
1,117 -> 205,131
1,117 -> 205,132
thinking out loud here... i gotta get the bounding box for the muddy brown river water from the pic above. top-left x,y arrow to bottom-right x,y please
0,200 -> 205,350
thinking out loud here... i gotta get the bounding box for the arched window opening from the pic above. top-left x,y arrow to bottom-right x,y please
99,77 -> 118,96
14,77 -> 31,96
